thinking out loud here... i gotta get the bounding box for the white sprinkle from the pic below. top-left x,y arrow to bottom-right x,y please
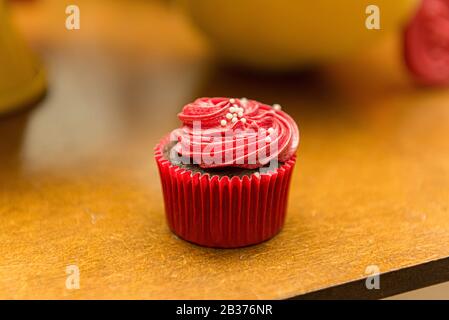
267,127 -> 274,134
238,111 -> 244,117
226,113 -> 233,120
273,104 -> 282,111
231,117 -> 238,123
220,120 -> 227,126
229,107 -> 235,113
241,98 -> 248,104
265,136 -> 272,143
233,113 -> 238,118
229,98 -> 235,103
241,118 -> 247,124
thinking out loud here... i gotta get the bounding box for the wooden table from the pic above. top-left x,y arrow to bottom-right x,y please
1,0 -> 449,299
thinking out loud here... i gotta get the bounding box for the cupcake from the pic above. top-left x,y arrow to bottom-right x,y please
155,97 -> 299,248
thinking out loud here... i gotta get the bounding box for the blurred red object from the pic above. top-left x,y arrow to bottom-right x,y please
405,0 -> 449,86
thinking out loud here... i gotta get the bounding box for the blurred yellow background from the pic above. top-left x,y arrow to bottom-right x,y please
0,0 -> 46,114
180,0 -> 419,69
0,0 -> 449,300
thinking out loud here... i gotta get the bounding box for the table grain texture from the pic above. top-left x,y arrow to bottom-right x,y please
1,0 -> 449,299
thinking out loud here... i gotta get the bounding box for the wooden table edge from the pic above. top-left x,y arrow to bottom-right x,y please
287,257 -> 449,300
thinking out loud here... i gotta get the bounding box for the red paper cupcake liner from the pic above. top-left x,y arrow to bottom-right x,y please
154,137 -> 296,248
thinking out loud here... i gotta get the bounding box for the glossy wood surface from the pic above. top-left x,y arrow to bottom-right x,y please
1,0 -> 449,299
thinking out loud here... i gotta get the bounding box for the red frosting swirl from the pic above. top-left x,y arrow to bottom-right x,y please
404,0 -> 449,86
170,97 -> 299,169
